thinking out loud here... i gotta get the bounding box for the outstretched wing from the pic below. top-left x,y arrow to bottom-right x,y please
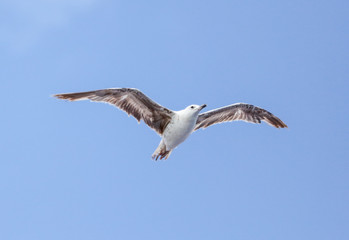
54,88 -> 174,135
195,103 -> 287,130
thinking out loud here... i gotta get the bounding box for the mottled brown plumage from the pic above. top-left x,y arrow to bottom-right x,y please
195,103 -> 287,130
54,88 -> 173,135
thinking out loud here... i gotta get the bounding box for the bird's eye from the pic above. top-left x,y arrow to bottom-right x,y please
191,106 -> 194,109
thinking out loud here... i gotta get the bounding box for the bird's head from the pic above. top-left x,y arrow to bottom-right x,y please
184,104 -> 207,116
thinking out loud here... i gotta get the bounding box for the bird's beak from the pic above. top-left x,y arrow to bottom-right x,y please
200,104 -> 207,110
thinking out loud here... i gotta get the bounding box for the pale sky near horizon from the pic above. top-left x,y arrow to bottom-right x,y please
1,1 -> 348,239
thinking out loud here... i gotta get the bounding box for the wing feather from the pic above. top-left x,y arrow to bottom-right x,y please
54,88 -> 173,135
195,103 -> 287,130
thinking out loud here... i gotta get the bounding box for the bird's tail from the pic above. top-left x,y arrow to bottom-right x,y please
152,141 -> 172,160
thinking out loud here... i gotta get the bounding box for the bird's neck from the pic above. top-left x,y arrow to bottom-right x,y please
175,110 -> 198,124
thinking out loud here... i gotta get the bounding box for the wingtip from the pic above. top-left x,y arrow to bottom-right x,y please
52,93 -> 82,101
52,94 -> 63,99
277,122 -> 288,129
279,119 -> 288,128
52,94 -> 69,100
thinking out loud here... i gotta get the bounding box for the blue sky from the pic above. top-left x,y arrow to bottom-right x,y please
1,1 -> 348,239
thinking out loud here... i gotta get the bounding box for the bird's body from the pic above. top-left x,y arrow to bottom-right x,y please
153,105 -> 205,159
54,88 -> 287,160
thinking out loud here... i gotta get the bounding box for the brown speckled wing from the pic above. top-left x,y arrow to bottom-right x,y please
54,88 -> 174,135
195,103 -> 287,130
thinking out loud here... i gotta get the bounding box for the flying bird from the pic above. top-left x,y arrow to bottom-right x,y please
54,88 -> 287,160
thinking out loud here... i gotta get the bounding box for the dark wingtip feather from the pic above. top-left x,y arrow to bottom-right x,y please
273,118 -> 288,128
52,92 -> 93,101
53,94 -> 67,100
263,111 -> 288,129
276,117 -> 288,128
280,122 -> 288,128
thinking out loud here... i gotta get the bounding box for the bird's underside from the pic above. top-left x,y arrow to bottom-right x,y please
54,88 -> 287,160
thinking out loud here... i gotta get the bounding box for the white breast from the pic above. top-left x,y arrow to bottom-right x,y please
162,112 -> 198,150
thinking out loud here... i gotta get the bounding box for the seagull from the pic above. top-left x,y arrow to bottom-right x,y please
54,88 -> 287,160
